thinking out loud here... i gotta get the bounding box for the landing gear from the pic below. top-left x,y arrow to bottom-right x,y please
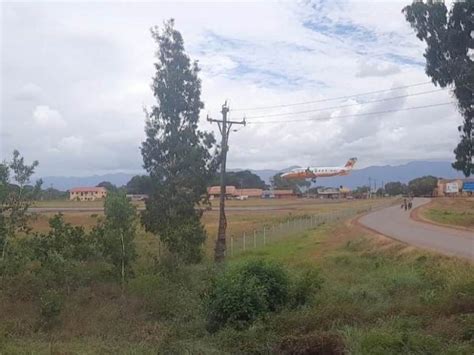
311,178 -> 317,184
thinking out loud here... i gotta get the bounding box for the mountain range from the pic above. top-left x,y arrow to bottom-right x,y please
40,161 -> 465,191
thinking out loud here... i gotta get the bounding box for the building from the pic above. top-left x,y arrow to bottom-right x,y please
317,187 -> 351,199
69,187 -> 107,201
273,189 -> 297,199
235,188 -> 263,198
207,186 -> 293,199
436,178 -> 474,197
208,186 -> 237,199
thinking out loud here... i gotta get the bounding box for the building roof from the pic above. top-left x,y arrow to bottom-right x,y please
69,187 -> 107,193
235,188 -> 263,197
207,186 -> 237,195
273,189 -> 294,195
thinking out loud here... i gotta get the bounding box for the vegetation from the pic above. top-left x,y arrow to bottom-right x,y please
408,175 -> 438,197
422,198 -> 474,229
384,181 -> 408,196
3,216 -> 472,353
95,192 -> 138,289
209,170 -> 267,189
96,181 -> 118,192
271,172 -> 310,193
125,175 -> 152,195
0,150 -> 41,261
205,260 -> 291,332
140,20 -> 219,263
404,0 -> 473,177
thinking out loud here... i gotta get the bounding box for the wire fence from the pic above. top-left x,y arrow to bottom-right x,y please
226,199 -> 397,257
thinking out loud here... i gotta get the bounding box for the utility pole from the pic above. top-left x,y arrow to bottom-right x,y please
208,101 -> 246,262
368,177 -> 372,199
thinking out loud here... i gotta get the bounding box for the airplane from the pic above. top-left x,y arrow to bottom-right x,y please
281,158 -> 357,183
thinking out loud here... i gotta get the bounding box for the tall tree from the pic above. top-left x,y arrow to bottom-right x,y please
209,170 -> 267,189
408,175 -> 438,197
125,175 -> 152,195
384,181 -> 408,196
403,0 -> 474,176
141,20 -> 218,263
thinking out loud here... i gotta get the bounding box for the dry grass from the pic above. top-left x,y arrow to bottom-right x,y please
421,197 -> 474,229
28,198 -> 391,257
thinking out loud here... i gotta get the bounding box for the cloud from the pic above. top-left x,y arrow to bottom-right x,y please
33,105 -> 66,128
14,83 -> 43,101
0,0 -> 464,177
356,60 -> 401,77
57,136 -> 84,155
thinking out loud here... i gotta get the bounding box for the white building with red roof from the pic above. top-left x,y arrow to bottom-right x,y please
69,187 -> 107,201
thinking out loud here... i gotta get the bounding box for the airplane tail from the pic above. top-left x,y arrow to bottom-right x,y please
344,157 -> 357,169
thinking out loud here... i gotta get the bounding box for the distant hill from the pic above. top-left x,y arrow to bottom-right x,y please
40,161 -> 464,191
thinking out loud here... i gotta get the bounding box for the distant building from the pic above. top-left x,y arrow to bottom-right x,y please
207,186 -> 291,199
235,188 -> 263,198
69,187 -> 107,201
208,186 -> 237,199
273,189 -> 296,199
317,187 -> 351,199
436,178 -> 474,197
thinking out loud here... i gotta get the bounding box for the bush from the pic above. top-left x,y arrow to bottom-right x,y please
205,259 -> 289,332
290,268 -> 323,308
38,289 -> 63,330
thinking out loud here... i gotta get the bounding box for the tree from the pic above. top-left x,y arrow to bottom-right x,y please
96,192 -> 137,291
403,1 -> 473,176
96,181 -> 117,192
0,150 -> 41,261
408,176 -> 438,197
271,173 -> 310,193
209,170 -> 266,189
125,175 -> 152,195
140,19 -> 218,263
384,181 -> 408,196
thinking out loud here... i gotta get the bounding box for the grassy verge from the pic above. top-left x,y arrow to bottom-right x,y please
3,208 -> 473,353
421,198 -> 474,229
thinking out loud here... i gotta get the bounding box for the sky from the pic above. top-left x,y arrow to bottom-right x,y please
0,0 -> 464,177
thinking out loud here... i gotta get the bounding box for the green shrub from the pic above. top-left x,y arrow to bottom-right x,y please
38,289 -> 63,330
290,268 -> 323,308
205,259 -> 289,332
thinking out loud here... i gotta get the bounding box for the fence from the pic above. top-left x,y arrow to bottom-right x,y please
226,199 -> 397,257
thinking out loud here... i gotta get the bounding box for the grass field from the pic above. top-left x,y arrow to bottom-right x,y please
2,197 -> 473,353
421,198 -> 474,229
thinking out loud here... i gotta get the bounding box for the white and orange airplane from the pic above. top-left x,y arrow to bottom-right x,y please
281,158 -> 357,182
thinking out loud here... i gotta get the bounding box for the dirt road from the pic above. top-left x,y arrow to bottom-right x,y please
359,198 -> 474,261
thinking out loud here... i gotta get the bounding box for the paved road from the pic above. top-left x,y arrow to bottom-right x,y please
359,198 -> 474,261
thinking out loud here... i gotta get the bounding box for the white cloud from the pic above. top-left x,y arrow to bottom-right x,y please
14,82 -> 43,101
356,60 -> 401,77
57,136 -> 84,155
33,105 -> 66,128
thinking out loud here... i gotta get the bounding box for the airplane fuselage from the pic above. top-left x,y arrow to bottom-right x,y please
281,167 -> 350,180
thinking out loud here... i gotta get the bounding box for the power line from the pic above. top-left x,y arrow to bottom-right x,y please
231,81 -> 434,112
246,101 -> 455,125
244,88 -> 444,119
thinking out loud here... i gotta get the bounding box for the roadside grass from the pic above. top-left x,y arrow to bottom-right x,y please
422,198 -> 474,229
3,199 -> 473,353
